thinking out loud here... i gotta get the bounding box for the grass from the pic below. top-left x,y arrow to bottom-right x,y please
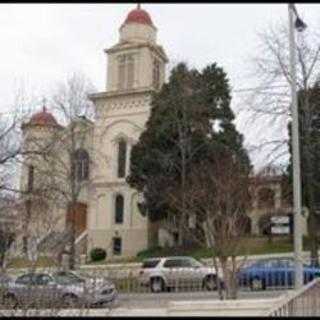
135,236 -> 296,261
84,235 -> 300,265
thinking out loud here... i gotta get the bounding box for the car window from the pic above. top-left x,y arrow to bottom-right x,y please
252,260 -> 279,268
53,272 -> 84,285
164,259 -> 188,268
188,258 -> 203,268
142,259 -> 161,269
36,274 -> 54,285
265,260 -> 280,268
16,274 -> 35,285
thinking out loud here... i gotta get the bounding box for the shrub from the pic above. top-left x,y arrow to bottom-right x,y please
90,247 -> 106,262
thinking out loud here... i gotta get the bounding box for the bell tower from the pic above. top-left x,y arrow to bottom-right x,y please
104,5 -> 168,92
88,5 -> 170,259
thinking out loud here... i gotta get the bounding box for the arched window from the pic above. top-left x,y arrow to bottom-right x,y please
73,149 -> 89,181
117,139 -> 127,178
115,194 -> 124,224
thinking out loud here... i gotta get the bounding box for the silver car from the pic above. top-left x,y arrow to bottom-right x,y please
3,271 -> 117,308
138,256 -> 223,293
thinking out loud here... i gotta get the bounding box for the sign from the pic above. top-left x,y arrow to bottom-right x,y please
271,226 -> 290,234
271,216 -> 289,224
271,215 -> 290,235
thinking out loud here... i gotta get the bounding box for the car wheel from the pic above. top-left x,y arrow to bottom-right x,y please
63,294 -> 79,308
250,277 -> 265,291
3,294 -> 18,308
150,277 -> 164,293
203,275 -> 218,291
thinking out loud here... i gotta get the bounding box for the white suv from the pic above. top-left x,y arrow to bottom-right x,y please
138,256 -> 222,293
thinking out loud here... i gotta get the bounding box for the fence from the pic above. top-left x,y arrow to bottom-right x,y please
77,261 -> 318,295
268,278 -> 320,316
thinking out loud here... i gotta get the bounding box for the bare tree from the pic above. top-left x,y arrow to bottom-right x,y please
165,149 -> 252,300
45,73 -> 96,269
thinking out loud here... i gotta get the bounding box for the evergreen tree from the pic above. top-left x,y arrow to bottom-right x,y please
287,83 -> 320,266
127,62 -> 250,246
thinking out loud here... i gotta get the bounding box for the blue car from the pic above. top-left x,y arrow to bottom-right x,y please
237,258 -> 320,290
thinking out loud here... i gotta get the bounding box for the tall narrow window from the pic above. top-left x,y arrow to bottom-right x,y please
113,237 -> 122,255
117,139 -> 127,178
118,55 -> 126,90
153,58 -> 161,90
118,54 -> 135,90
115,194 -> 124,224
73,149 -> 89,182
127,55 -> 134,89
27,165 -> 34,192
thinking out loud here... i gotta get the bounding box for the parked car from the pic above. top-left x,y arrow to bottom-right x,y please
2,271 -> 117,308
138,256 -> 222,293
237,258 -> 320,290
0,273 -> 12,304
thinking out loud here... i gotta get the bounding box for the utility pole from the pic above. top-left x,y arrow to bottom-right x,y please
288,3 -> 307,289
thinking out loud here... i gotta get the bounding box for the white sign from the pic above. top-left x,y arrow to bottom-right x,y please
271,226 -> 290,234
271,216 -> 289,224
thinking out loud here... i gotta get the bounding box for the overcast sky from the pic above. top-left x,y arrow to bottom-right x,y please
1,3 -> 320,169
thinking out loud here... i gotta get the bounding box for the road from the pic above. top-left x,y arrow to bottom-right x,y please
116,289 -> 288,309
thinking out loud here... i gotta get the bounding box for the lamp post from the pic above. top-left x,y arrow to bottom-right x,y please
288,3 -> 307,289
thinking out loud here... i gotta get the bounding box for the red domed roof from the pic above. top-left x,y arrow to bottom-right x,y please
124,7 -> 154,26
25,107 -> 60,128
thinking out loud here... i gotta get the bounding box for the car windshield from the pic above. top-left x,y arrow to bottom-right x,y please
142,259 -> 161,268
53,272 -> 85,285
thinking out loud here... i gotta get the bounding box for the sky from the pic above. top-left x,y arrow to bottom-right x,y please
1,3 -> 320,169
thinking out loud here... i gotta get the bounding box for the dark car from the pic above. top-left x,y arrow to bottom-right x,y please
3,271 -> 117,308
238,258 -> 320,290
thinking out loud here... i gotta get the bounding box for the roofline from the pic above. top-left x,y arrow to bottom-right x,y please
88,87 -> 154,101
105,42 -> 169,63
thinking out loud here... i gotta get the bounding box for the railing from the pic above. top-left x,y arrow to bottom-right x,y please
75,231 -> 88,256
78,265 -> 314,295
267,278 -> 320,316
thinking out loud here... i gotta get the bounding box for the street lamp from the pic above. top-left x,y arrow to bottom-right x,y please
288,3 -> 307,290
